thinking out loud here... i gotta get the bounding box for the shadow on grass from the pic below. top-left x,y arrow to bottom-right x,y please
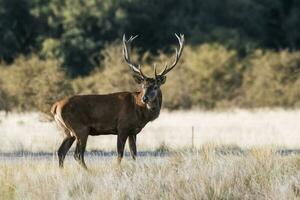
0,150 -> 169,160
1,148 -> 300,160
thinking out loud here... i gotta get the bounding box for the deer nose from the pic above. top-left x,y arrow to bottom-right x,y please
142,96 -> 148,103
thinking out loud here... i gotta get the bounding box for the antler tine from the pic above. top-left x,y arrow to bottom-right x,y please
122,34 -> 148,79
128,35 -> 138,42
159,33 -> 185,76
154,63 -> 158,79
160,62 -> 168,76
122,34 -> 138,67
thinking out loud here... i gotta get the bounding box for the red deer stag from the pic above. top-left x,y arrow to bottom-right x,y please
51,34 -> 184,169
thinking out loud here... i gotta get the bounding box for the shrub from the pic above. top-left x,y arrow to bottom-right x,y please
240,50 -> 300,108
72,43 -> 151,95
155,49 -> 194,109
0,56 -> 73,113
0,78 -> 10,113
163,44 -> 243,109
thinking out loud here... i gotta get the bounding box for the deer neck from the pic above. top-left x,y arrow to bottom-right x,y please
135,89 -> 162,122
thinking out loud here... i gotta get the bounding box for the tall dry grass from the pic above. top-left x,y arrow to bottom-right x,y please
1,110 -> 300,199
1,148 -> 300,199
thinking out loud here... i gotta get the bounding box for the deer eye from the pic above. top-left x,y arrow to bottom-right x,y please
153,85 -> 158,90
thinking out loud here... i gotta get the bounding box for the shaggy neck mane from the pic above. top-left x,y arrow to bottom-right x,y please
134,89 -> 162,122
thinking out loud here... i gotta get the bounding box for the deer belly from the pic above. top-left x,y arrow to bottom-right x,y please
89,126 -> 117,135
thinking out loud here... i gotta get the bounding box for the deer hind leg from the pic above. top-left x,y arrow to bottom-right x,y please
117,134 -> 128,164
74,132 -> 88,169
128,135 -> 137,160
58,135 -> 75,168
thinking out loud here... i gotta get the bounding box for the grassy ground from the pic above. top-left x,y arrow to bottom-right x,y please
1,147 -> 300,199
2,110 -> 300,199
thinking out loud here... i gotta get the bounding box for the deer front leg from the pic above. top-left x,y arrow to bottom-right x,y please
117,134 -> 128,164
128,135 -> 137,160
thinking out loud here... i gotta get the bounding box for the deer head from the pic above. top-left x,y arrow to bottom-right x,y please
123,34 -> 184,104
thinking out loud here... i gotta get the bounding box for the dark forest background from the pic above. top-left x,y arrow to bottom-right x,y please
1,0 -> 300,112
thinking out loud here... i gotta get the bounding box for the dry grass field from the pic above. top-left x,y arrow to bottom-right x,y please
1,109 -> 300,199
1,148 -> 300,199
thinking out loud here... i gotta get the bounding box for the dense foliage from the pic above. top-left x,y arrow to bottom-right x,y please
1,0 -> 300,112
0,0 -> 299,76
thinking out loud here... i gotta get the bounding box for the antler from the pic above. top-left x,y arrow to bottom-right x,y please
157,34 -> 185,77
122,34 -> 148,79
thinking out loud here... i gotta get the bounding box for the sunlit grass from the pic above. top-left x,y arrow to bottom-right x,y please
1,148 -> 300,199
1,110 -> 300,199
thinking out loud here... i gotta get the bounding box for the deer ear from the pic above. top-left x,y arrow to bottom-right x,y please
133,74 -> 144,84
158,76 -> 166,85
